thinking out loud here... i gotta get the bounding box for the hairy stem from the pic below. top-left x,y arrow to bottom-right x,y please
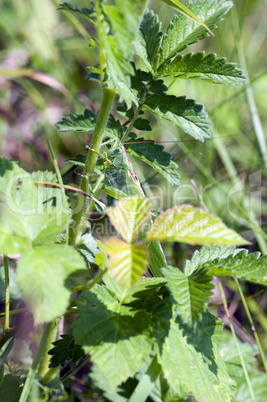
69,87 -> 115,245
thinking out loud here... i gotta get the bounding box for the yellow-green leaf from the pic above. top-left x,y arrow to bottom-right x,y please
104,238 -> 148,288
146,204 -> 249,246
107,196 -> 152,243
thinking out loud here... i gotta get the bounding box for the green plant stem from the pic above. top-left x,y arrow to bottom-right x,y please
77,174 -> 105,240
234,277 -> 267,375
69,87 -> 115,245
96,0 -> 105,82
219,281 -> 255,402
3,255 -> 10,332
19,322 -> 54,402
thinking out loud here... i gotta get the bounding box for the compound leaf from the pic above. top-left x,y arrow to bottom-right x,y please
157,52 -> 246,86
143,94 -> 210,141
163,266 -> 214,325
73,285 -> 153,388
17,245 -> 86,324
146,204 -> 249,246
124,135 -> 180,185
159,0 -> 233,65
104,238 -> 149,288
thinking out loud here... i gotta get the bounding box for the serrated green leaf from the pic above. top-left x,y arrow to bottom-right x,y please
124,134 -> 180,185
57,111 -> 123,139
163,266 -> 214,325
117,81 -> 139,109
184,245 -> 236,275
104,238 -> 148,288
201,248 -> 267,286
143,94 -> 210,141
56,109 -> 97,133
147,204 -> 249,246
48,334 -> 86,368
160,0 -> 214,36
153,301 -> 236,401
58,2 -> 96,24
133,118 -> 152,131
159,0 -> 233,66
73,285 -> 153,388
157,52 -> 246,86
98,0 -> 147,105
107,196 -> 152,243
134,10 -> 162,72
17,245 -> 86,324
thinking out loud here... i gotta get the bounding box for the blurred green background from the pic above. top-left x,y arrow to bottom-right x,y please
1,0 -> 267,348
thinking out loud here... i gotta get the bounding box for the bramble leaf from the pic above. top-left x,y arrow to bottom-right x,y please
124,134 -> 180,185
104,238 -> 148,288
17,245 -> 86,324
157,52 -> 246,86
184,245 -> 236,275
143,94 -> 210,141
159,0 -> 233,65
163,266 -> 214,325
134,10 -> 162,72
146,204 -> 249,246
73,285 -> 153,388
48,334 -> 86,368
153,300 -> 236,401
107,196 -> 152,243
201,248 -> 267,286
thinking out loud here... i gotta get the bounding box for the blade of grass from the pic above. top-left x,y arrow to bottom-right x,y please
219,281 -> 255,402
231,7 -> 267,170
234,277 -> 267,375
